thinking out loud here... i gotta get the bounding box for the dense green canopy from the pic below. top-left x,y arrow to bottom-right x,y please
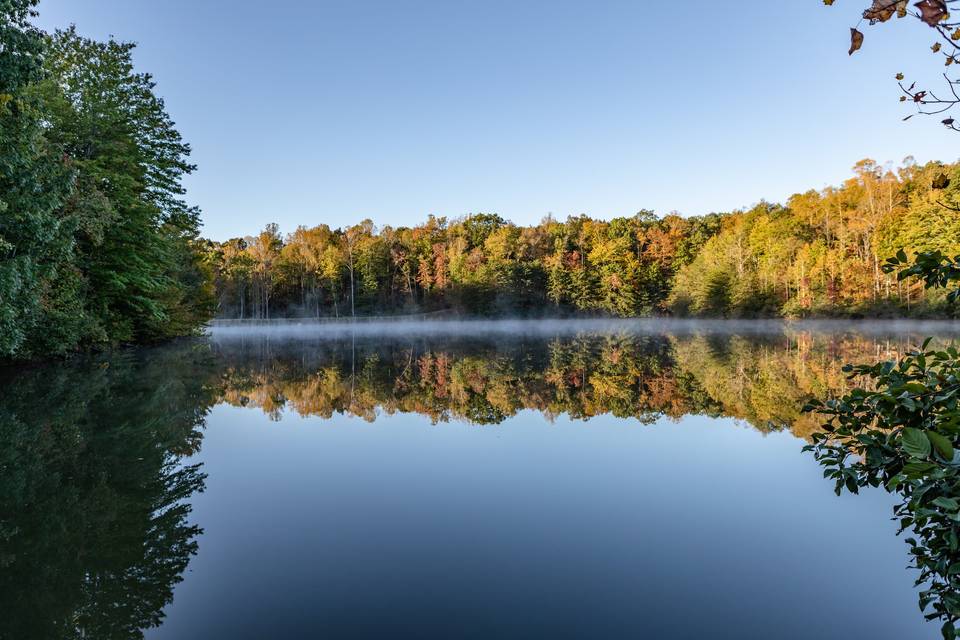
0,2 -> 212,361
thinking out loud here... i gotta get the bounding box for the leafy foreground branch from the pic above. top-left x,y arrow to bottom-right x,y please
805,251 -> 960,639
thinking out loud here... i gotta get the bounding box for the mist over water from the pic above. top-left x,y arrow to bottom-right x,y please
207,317 -> 960,342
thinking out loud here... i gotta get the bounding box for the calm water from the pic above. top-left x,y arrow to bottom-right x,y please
4,319 -> 960,639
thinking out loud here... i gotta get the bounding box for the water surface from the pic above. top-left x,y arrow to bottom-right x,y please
4,320 -> 959,639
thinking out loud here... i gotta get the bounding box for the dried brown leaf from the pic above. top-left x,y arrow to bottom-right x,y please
864,0 -> 907,23
915,0 -> 948,26
850,27 -> 865,55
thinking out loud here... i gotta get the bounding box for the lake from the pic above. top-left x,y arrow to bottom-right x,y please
4,319 -> 960,639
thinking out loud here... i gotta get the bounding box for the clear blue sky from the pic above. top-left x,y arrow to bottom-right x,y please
34,0 -> 959,241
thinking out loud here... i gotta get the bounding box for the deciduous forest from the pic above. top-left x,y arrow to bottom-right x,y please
207,158 -> 960,320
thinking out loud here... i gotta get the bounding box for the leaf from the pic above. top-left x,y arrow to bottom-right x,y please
928,430 -> 955,459
865,0 -> 907,22
915,0 -> 948,27
942,621 -> 956,640
903,461 -> 937,477
903,427 -> 932,458
849,28 -> 864,55
934,496 -> 960,510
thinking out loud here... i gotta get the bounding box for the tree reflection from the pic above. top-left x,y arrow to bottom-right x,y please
0,343 -> 217,640
0,328 -> 942,639
210,329 -> 924,437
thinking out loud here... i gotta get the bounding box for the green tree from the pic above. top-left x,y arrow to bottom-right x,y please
0,0 -> 77,358
40,28 -> 210,344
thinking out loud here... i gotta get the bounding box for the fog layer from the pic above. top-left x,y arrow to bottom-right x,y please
207,317 -> 960,341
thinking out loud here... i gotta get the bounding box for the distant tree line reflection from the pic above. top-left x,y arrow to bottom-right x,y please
212,330 -> 927,439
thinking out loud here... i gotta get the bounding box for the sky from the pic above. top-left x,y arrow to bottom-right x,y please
33,0 -> 960,241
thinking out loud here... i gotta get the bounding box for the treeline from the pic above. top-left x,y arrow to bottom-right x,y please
208,158 -> 960,320
0,2 -> 211,360
206,214 -> 719,319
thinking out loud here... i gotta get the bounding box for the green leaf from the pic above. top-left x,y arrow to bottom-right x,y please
927,430 -> 955,460
934,496 -> 960,510
941,621 -> 956,640
903,461 -> 937,477
903,427 -> 932,459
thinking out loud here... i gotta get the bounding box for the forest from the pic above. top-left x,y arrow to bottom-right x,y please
1,3 -> 213,361
208,158 -> 960,320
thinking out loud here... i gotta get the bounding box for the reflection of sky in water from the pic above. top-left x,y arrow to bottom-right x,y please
153,404 -> 934,639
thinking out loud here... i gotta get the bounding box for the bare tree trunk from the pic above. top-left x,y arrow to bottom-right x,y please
349,249 -> 356,318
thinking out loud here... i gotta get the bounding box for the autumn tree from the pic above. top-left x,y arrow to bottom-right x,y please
247,224 -> 281,319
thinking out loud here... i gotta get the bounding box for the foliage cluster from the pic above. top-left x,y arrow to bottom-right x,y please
0,2 -> 212,361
